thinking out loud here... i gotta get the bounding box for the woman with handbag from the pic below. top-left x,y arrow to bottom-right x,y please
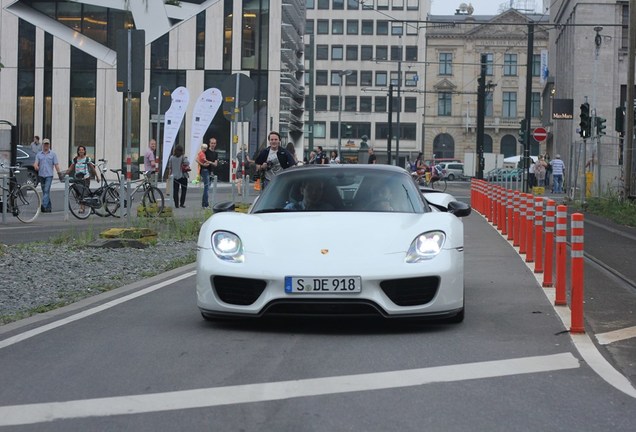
167,145 -> 190,208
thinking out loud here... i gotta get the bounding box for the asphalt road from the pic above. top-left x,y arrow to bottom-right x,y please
0,185 -> 635,430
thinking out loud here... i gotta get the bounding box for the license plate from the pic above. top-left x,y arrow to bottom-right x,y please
285,276 -> 361,294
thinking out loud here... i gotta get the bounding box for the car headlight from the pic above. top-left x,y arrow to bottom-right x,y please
405,231 -> 446,263
211,231 -> 244,263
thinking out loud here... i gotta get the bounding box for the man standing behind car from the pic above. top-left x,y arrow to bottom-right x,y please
33,138 -> 62,213
255,131 -> 295,189
30,136 -> 42,154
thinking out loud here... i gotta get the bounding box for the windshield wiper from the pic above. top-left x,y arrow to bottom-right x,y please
253,208 -> 290,214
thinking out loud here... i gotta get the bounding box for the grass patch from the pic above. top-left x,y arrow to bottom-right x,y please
570,195 -> 636,228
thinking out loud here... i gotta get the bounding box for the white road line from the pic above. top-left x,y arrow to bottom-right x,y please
0,271 -> 196,350
0,353 -> 579,427
596,326 -> 636,345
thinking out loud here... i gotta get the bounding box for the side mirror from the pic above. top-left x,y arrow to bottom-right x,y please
212,201 -> 235,213
448,201 -> 471,218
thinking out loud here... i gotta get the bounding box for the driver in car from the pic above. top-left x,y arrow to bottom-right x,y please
284,179 -> 334,211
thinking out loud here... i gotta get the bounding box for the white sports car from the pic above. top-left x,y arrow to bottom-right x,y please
196,164 -> 470,322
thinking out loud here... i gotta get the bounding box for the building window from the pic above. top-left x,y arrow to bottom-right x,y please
438,92 -> 452,116
196,11 -> 205,69
362,20 -> 374,35
361,46 -> 373,60
485,93 -> 493,117
375,96 -> 387,112
360,96 -> 372,112
313,122 -> 326,138
316,70 -> 328,85
407,0 -> 419,10
531,92 -> 541,117
318,0 -> 329,9
392,0 -> 405,10
345,96 -> 357,111
347,20 -> 358,34
439,53 -> 452,75
317,20 -> 329,34
391,46 -> 402,61
316,45 -> 328,60
376,46 -> 388,60
377,21 -> 388,35
330,96 -> 340,111
376,71 -> 387,86
502,91 -> 517,117
346,72 -> 358,85
315,95 -> 328,111
307,0 -> 315,9
484,53 -> 494,76
391,96 -> 401,112
405,71 -> 418,87
377,0 -> 389,9
333,0 -> 344,9
405,97 -> 417,112
362,0 -> 374,9
504,54 -> 517,76
306,20 -> 314,34
331,45 -> 344,60
405,46 -> 417,61
70,47 -> 97,156
391,22 -> 403,36
151,33 -> 169,69
241,0 -> 269,70
347,0 -> 360,9
622,3 -> 628,49
390,71 -> 401,86
532,54 -> 541,77
346,45 -> 358,60
332,20 -> 344,34
360,71 -> 373,86
376,123 -> 416,140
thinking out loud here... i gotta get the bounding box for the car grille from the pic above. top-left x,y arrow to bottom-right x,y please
380,276 -> 440,306
212,276 -> 267,305
263,299 -> 384,317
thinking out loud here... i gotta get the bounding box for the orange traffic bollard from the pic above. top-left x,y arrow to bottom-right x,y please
534,198 -> 544,273
500,187 -> 508,236
525,194 -> 535,263
519,193 -> 527,253
570,213 -> 585,333
507,189 -> 514,240
542,200 -> 556,287
513,191 -> 521,247
555,205 -> 567,306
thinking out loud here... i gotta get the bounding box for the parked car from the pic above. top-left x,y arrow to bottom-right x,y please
16,145 -> 39,186
439,162 -> 464,181
196,164 -> 470,323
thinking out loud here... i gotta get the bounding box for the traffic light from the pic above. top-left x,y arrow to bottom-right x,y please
596,116 -> 607,136
579,103 -> 591,138
615,106 -> 625,134
518,119 -> 526,144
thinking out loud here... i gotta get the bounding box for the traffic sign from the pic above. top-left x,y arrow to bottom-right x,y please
532,127 -> 548,142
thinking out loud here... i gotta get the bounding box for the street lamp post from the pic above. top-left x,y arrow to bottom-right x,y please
337,69 -> 353,163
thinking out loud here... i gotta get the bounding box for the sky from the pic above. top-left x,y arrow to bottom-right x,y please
430,0 -> 539,16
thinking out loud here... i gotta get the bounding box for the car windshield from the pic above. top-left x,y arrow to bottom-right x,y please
251,166 -> 429,213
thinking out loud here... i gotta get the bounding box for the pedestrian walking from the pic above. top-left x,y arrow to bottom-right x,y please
167,145 -> 189,208
550,154 -> 565,193
33,138 -> 62,213
255,131 -> 295,189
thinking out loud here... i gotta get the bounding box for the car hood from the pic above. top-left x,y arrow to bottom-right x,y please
198,211 -> 464,257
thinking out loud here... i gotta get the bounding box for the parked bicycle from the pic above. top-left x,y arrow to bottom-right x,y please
65,159 -> 118,219
103,169 -> 164,217
0,162 -> 42,223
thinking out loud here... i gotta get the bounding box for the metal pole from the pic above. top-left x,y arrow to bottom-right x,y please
476,54 -> 486,180
126,29 -> 132,226
523,22 -> 535,193
624,2 -> 636,197
387,84 -> 393,164
1,175 -> 7,224
337,75 -> 343,166
395,37 -> 402,167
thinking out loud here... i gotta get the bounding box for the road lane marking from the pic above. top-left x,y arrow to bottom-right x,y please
596,326 -> 636,345
0,353 -> 579,427
0,271 -> 196,350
